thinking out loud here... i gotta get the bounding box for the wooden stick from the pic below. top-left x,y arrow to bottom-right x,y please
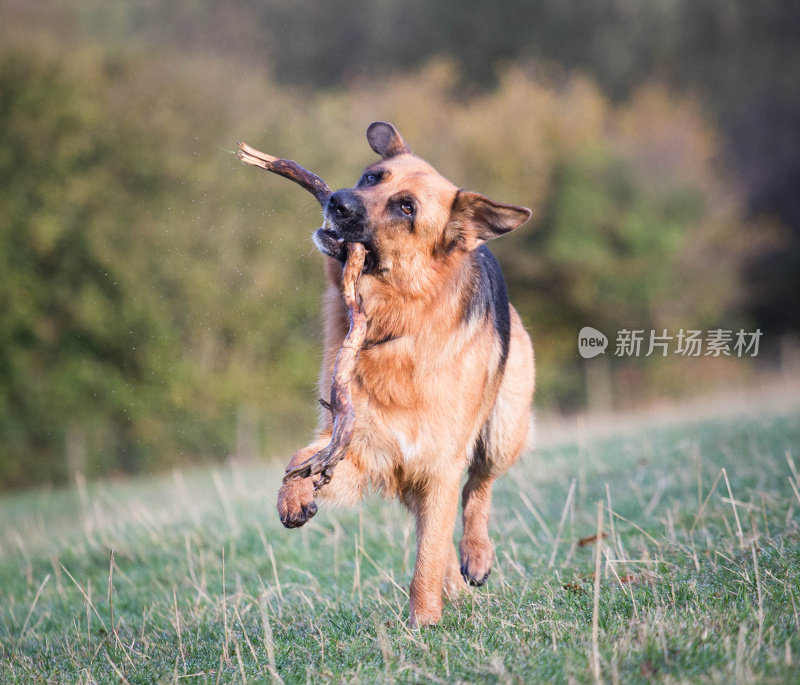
237,141 -> 366,490
283,242 -> 367,487
236,142 -> 331,206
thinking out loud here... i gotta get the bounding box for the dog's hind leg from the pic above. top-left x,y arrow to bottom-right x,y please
460,305 -> 534,584
443,540 -> 469,598
459,456 -> 496,586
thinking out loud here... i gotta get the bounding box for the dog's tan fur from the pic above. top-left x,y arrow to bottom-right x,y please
277,123 -> 535,626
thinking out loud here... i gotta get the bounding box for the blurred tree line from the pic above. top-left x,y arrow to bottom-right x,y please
7,0 -> 795,327
1,0 -> 795,488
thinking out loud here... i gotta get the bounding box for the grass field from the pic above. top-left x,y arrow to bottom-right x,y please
2,392 -> 800,683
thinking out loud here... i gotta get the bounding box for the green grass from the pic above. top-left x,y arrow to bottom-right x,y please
2,400 -> 800,683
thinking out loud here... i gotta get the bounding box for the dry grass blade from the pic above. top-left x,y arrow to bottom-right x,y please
591,500 -> 604,684
13,573 -> 50,656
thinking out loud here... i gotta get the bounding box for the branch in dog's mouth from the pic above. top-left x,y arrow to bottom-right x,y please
236,142 -> 332,206
237,141 -> 367,490
283,241 -> 366,487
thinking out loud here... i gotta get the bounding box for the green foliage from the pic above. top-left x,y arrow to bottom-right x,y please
453,75 -> 758,407
6,0 -> 800,335
1,404 -> 799,682
0,36 -> 766,486
0,48 -> 324,487
0,48 -> 178,484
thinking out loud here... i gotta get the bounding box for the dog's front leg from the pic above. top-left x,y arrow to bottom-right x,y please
406,474 -> 462,626
277,439 -> 328,528
278,437 -> 367,527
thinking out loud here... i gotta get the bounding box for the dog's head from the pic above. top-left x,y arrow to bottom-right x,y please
314,122 -> 531,288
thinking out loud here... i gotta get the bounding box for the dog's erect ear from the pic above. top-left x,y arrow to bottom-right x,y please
444,190 -> 532,252
366,122 -> 412,159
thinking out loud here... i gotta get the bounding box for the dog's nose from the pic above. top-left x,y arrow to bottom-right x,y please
327,190 -> 361,221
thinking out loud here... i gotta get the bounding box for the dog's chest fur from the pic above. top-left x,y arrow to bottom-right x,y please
345,290 -> 505,484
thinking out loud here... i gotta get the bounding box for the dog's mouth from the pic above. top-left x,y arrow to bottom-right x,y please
313,224 -> 345,258
313,224 -> 378,273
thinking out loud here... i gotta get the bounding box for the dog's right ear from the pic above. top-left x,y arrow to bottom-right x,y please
367,122 -> 412,159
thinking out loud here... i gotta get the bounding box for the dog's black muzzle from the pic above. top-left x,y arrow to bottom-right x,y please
314,190 -> 373,264
326,190 -> 369,242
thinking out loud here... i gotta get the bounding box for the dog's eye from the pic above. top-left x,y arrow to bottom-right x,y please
363,173 -> 378,186
400,202 -> 414,216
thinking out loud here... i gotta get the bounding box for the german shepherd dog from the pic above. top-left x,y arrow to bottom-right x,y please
278,122 -> 535,626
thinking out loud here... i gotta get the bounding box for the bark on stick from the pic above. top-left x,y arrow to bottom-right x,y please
283,242 -> 366,487
237,141 -> 366,489
236,142 -> 331,206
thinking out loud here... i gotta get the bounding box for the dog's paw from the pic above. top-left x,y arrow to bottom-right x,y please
277,478 -> 318,528
459,537 -> 494,587
409,600 -> 443,627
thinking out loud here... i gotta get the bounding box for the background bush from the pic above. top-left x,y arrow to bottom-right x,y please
1,1 -> 795,487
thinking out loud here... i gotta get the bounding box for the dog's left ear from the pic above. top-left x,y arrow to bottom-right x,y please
445,190 -> 532,252
366,122 -> 412,159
